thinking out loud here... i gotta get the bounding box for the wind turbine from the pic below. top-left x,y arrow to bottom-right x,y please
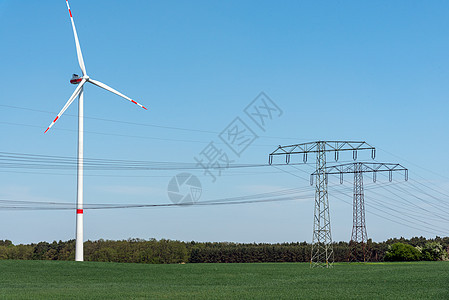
45,0 -> 147,261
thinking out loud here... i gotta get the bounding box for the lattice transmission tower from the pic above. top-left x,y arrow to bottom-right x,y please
312,162 -> 408,262
269,141 -> 375,268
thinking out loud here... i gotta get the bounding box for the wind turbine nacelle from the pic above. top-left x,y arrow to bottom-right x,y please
70,74 -> 83,84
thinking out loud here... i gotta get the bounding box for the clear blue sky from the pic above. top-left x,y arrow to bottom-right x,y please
0,0 -> 448,244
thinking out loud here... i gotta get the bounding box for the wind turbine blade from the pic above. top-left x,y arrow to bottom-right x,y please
66,0 -> 87,76
45,79 -> 86,133
89,79 -> 147,110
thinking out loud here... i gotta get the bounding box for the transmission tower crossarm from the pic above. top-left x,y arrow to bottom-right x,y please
311,162 -> 408,184
269,141 -> 375,165
321,162 -> 407,175
269,141 -> 375,156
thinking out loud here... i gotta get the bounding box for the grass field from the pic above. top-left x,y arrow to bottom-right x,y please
0,260 -> 448,299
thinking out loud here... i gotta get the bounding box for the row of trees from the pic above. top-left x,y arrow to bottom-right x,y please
0,237 -> 447,263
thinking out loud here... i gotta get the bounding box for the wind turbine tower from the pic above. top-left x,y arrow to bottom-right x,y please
45,0 -> 147,261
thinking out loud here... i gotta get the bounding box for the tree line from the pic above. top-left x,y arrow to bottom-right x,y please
0,236 -> 447,263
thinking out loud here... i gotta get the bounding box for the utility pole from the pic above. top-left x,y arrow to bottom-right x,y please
312,162 -> 408,262
269,141 -> 375,268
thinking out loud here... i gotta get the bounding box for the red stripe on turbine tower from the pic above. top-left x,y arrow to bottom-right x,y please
77,209 -> 83,214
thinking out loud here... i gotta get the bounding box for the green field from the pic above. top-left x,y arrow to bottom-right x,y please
0,260 -> 448,299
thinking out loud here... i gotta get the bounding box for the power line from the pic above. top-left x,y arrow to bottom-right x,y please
277,162 -> 449,237
376,148 -> 449,181
0,187 -> 315,211
0,150 -> 285,171
330,190 -> 448,236
0,103 -> 306,141
364,188 -> 447,223
406,179 -> 449,209
0,168 -> 291,178
378,183 -> 449,221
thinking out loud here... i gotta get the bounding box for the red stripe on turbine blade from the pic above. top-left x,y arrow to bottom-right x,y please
69,9 -> 72,17
53,116 -> 59,123
131,100 -> 137,104
142,106 -> 148,110
44,127 -> 50,133
77,209 -> 83,214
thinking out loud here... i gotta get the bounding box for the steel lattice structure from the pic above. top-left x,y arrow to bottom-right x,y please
269,141 -> 375,268
312,142 -> 333,267
352,163 -> 367,261
312,162 -> 408,262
